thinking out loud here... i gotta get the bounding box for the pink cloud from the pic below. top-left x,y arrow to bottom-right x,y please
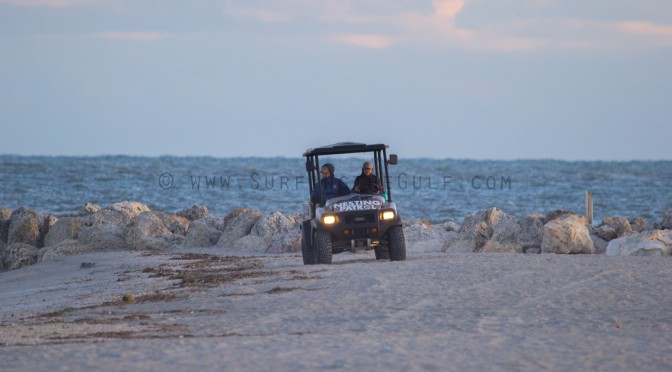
218,1 -> 672,52
466,35 -> 549,52
333,34 -> 393,49
98,32 -> 163,41
433,0 -> 465,19
618,21 -> 672,38
610,21 -> 672,47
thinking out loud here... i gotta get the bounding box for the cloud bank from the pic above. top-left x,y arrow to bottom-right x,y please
218,0 -> 672,51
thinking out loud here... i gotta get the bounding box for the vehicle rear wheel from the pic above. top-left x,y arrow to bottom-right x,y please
387,225 -> 406,261
301,221 -> 316,265
314,231 -> 333,264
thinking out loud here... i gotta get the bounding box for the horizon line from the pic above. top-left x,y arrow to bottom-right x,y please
1,153 -> 670,162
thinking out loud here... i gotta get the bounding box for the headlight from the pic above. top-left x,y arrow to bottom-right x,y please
381,210 -> 395,220
322,215 -> 337,224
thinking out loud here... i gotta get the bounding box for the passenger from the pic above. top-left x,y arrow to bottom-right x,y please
311,163 -> 350,203
353,162 -> 383,195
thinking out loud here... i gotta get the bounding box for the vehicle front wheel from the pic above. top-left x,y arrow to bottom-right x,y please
314,231 -> 333,264
387,225 -> 406,261
301,221 -> 316,265
374,245 -> 389,260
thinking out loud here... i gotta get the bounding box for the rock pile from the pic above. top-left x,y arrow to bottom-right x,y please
0,202 -> 302,271
442,208 -> 546,254
1,202 -> 671,271
440,207 -> 672,257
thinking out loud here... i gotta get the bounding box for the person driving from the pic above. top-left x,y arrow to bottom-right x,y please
353,161 -> 383,195
311,163 -> 350,203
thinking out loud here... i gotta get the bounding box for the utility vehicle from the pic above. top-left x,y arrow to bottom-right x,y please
301,142 -> 406,264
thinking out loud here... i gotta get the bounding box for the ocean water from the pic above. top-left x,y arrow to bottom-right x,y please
1,155 -> 671,224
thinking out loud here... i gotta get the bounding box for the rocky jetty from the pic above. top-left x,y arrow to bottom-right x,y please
1,202 -> 671,271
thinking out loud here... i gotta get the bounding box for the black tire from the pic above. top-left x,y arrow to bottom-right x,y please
387,225 -> 406,261
301,221 -> 316,265
374,245 -> 389,260
314,231 -> 333,264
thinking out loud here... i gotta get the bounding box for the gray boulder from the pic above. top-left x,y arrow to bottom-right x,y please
79,201 -> 150,227
541,215 -> 594,254
0,207 -> 12,243
518,214 -> 545,253
126,211 -> 180,251
3,242 -> 39,270
8,206 -> 44,221
590,233 -> 609,255
167,215 -> 190,236
628,217 -> 648,233
176,205 -> 209,221
79,202 -> 102,216
662,212 -> 672,230
216,209 -> 264,248
79,224 -> 127,250
0,240 -> 6,267
7,217 -> 39,247
7,207 -> 48,247
444,207 -> 507,253
39,239 -> 94,262
109,200 -> 151,217
597,225 -> 617,241
182,216 -> 226,248
44,217 -> 81,247
606,230 -> 672,257
599,216 -> 634,239
544,210 -> 576,223
482,215 -> 522,253
443,220 -> 461,232
233,212 -> 301,253
403,220 -> 457,253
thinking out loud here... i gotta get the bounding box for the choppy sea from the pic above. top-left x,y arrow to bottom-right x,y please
1,155 -> 671,224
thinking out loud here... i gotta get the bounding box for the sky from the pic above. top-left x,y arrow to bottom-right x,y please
0,0 -> 671,160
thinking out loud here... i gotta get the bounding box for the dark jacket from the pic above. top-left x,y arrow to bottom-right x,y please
311,165 -> 350,203
353,173 -> 383,194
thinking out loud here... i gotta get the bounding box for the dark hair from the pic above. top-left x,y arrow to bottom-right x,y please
322,163 -> 335,175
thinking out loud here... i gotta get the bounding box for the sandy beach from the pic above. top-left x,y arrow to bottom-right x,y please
1,248 -> 671,371
3,0 -> 671,369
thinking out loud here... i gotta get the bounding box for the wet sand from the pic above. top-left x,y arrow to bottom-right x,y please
1,249 -> 671,370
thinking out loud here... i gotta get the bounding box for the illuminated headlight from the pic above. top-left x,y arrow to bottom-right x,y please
322,215 -> 337,224
381,210 -> 395,220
